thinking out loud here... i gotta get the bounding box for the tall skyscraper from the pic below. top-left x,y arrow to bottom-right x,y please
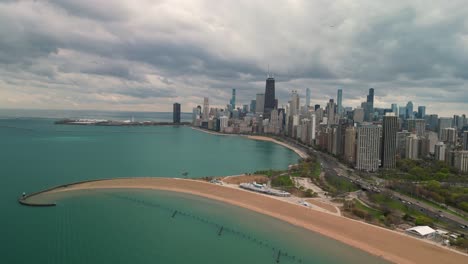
289,90 -> 300,117
365,88 -> 374,121
255,93 -> 265,115
250,100 -> 256,113
173,103 -> 181,123
406,101 -> 414,119
391,104 -> 398,115
356,125 -> 382,172
382,114 -> 398,168
337,89 -> 343,116
306,88 -> 311,108
203,97 -> 209,121
264,76 -> 276,118
326,99 -> 336,126
399,106 -> 407,120
314,104 -> 320,111
417,106 -> 426,119
367,88 -> 374,105
230,89 -> 236,110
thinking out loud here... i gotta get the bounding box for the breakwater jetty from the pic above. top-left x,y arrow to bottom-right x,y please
55,119 -> 190,126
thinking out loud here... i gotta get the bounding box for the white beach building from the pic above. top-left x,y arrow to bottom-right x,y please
405,226 -> 436,239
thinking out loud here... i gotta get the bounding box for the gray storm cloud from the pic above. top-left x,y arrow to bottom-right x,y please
0,0 -> 467,115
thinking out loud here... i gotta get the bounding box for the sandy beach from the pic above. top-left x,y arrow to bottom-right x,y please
246,135 -> 309,159
24,177 -> 467,264
191,127 -> 309,159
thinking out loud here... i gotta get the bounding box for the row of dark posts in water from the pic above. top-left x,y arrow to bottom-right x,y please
100,192 -> 305,263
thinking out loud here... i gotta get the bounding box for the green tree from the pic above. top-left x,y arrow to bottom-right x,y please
414,215 -> 433,226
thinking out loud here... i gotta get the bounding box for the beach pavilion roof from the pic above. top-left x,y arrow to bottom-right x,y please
406,226 -> 436,237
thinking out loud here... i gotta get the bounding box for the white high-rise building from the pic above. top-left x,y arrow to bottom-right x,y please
434,142 -> 446,161
405,134 -> 420,160
397,131 -> 411,159
192,107 -> 201,124
454,151 -> 468,172
266,108 -> 280,135
219,116 -> 229,132
356,125 -> 382,172
311,114 -> 316,142
289,90 -> 300,117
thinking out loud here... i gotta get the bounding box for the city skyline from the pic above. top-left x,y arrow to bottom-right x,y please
1,1 -> 468,116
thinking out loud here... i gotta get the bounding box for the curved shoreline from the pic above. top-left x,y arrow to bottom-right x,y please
191,127 -> 309,159
20,177 -> 467,264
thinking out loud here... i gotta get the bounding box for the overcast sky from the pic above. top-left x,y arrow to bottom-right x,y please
0,0 -> 467,116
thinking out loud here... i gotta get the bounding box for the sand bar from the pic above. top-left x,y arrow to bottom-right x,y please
23,178 -> 467,264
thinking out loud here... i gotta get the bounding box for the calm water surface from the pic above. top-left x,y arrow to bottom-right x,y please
0,111 -> 388,263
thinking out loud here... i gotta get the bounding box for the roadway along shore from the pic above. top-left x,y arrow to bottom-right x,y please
21,177 -> 467,264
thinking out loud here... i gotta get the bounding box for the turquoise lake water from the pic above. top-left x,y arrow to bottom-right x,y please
0,111 -> 388,264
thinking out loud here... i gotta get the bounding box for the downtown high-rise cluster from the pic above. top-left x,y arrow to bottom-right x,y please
183,78 -> 468,173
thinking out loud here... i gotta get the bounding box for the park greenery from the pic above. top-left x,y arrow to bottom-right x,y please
254,157 -> 321,197
380,159 -> 468,182
271,175 -> 294,187
344,192 -> 440,228
376,159 -> 468,213
389,180 -> 468,213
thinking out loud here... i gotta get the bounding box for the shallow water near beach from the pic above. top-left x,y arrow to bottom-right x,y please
0,113 -> 389,263
9,189 -> 388,264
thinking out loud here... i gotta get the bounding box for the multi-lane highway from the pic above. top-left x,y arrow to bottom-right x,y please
315,149 -> 468,233
280,137 -> 468,234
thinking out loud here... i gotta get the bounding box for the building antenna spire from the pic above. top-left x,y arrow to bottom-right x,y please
268,64 -> 270,78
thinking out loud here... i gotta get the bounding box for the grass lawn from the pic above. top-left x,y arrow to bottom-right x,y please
353,199 -> 383,219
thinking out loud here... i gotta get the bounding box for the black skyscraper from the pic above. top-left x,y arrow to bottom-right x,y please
173,103 -> 181,123
367,88 -> 374,104
365,88 -> 375,121
263,76 -> 275,118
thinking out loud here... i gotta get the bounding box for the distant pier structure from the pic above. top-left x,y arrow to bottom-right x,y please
55,119 -> 189,126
